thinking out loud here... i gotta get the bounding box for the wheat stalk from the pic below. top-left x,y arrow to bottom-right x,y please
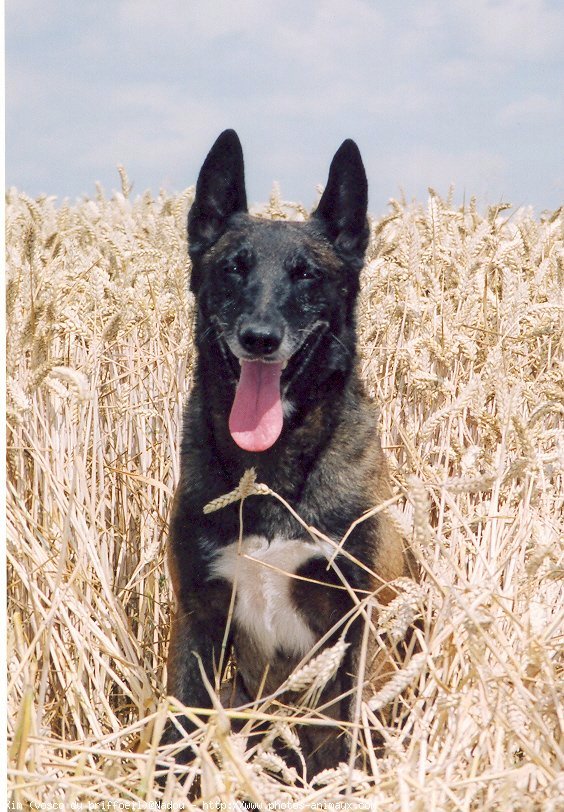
6,185 -> 563,809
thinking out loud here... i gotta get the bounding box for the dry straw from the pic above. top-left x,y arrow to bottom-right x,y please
6,182 -> 564,809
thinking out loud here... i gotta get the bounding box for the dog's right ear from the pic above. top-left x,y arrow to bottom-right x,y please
312,139 -> 369,269
188,129 -> 247,275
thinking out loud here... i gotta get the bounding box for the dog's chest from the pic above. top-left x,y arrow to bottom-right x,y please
210,535 -> 334,661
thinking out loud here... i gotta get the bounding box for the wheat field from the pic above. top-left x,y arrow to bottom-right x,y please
6,176 -> 564,810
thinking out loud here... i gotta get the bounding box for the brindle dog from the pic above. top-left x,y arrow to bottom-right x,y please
160,130 -> 409,780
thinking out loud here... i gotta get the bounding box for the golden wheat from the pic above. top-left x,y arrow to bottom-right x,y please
6,181 -> 563,809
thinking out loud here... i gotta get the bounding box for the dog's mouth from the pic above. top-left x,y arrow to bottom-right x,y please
218,322 -> 327,453
228,359 -> 285,452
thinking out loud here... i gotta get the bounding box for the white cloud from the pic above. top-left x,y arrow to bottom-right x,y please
452,0 -> 564,60
6,0 -> 564,209
497,93 -> 562,126
6,0 -> 65,32
375,147 -> 508,205
117,0 -> 274,42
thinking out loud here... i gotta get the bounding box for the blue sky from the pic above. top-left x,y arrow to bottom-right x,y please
6,0 -> 564,215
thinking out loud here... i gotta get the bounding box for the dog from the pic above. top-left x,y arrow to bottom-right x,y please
160,129 -> 409,780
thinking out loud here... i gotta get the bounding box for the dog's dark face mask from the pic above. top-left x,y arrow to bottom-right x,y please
187,129 -> 369,452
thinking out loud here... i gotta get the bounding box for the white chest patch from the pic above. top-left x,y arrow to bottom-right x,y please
210,535 -> 335,661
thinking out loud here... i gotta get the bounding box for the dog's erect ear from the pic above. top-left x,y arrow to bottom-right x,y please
188,129 -> 247,265
312,139 -> 369,267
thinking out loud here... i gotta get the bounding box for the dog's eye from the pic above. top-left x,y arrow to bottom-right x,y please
225,257 -> 246,276
290,260 -> 316,282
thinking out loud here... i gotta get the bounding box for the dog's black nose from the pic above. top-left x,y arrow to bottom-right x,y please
238,321 -> 283,356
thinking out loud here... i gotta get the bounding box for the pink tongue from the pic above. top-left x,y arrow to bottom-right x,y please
229,360 -> 284,452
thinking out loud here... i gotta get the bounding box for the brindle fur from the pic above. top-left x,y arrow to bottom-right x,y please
160,130 -> 409,779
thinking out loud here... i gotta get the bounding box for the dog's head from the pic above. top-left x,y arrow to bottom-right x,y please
188,129 -> 369,452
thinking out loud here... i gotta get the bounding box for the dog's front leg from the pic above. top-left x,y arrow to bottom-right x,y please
160,604 -> 228,764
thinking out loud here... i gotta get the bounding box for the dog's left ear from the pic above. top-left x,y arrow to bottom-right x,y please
188,129 -> 248,270
312,139 -> 369,267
